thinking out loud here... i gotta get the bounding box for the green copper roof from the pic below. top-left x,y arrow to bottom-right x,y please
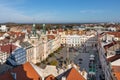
42,24 -> 46,34
32,24 -> 36,36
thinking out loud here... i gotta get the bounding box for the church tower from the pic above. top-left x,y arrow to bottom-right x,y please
42,24 -> 46,34
32,24 -> 36,36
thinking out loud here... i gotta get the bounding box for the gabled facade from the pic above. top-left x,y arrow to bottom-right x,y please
57,67 -> 86,80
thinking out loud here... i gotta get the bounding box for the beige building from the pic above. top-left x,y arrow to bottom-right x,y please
27,35 -> 45,64
24,24 -> 45,64
46,30 -> 61,54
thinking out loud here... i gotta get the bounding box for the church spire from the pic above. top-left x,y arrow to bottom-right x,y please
42,24 -> 46,34
32,24 -> 36,36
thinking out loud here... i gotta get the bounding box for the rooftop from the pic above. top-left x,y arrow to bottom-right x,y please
47,35 -> 55,40
0,43 -> 17,54
58,67 -> 85,80
66,67 -> 85,80
0,62 -> 41,80
104,41 -> 117,49
107,55 -> 120,62
112,66 -> 120,80
45,74 -> 56,80
20,41 -> 32,48
106,32 -> 120,38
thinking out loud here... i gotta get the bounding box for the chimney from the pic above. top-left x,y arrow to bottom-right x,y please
81,69 -> 87,80
62,76 -> 66,80
10,43 -> 12,54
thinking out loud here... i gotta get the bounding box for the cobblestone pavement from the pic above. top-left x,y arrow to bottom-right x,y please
40,42 -> 102,80
66,45 -> 102,80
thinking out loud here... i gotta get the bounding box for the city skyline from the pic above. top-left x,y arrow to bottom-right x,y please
0,0 -> 120,23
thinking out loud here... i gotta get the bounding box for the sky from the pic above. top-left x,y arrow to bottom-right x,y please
0,0 -> 120,23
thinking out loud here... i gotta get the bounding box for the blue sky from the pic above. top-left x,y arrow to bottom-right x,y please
0,0 -> 120,23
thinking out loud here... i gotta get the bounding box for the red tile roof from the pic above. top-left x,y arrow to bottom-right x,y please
0,72 -> 13,80
0,62 -> 41,80
112,66 -> 120,72
8,31 -> 25,38
48,31 -> 51,34
52,31 -> 57,34
112,66 -> 120,80
48,30 -> 58,34
47,35 -> 55,40
104,41 -> 117,49
7,31 -> 25,42
45,74 -> 56,80
107,55 -> 120,62
66,67 -> 85,80
58,29 -> 64,32
106,32 -> 120,38
114,72 -> 120,80
0,44 -> 17,54
0,38 -> 10,45
98,32 -> 105,38
12,62 -> 41,80
0,32 -> 5,37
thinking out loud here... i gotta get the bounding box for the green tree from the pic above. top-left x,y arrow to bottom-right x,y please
50,60 -> 58,66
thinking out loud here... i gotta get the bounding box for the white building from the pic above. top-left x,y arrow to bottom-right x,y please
108,27 -> 116,31
79,26 -> 86,30
0,25 -> 9,32
0,52 -> 9,65
66,35 -> 87,47
111,59 -> 120,66
60,30 -> 96,47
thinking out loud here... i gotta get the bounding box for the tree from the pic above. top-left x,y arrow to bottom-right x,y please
50,60 -> 58,66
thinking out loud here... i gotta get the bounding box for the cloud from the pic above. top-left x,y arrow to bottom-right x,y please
0,0 -> 61,23
0,6 -> 31,22
0,0 -> 65,23
80,10 -> 104,14
0,0 -> 27,5
0,4 -> 60,23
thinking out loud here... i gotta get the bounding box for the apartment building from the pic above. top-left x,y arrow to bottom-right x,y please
0,43 -> 17,65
